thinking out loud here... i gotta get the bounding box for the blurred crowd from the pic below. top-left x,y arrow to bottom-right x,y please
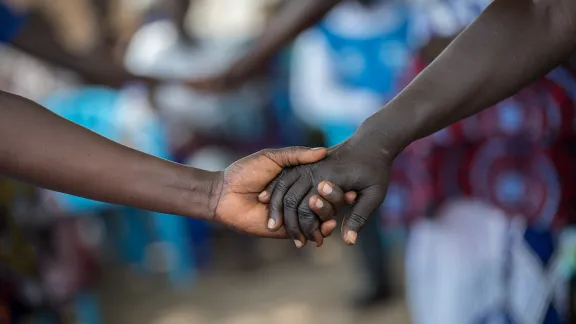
1,0 -> 576,323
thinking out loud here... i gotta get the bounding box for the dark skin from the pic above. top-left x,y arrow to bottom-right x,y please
262,0 -> 576,246
0,90 -> 349,243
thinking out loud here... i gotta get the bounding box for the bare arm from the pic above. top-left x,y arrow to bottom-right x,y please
0,90 -> 215,219
264,0 -> 576,244
359,0 -> 576,155
0,90 -> 340,240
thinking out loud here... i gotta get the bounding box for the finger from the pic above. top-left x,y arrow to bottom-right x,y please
297,191 -> 324,246
258,177 -> 278,204
263,147 -> 327,168
311,230 -> 325,247
342,186 -> 386,245
320,219 -> 338,237
284,179 -> 312,247
268,170 -> 299,232
316,181 -> 349,215
309,195 -> 335,222
345,191 -> 357,204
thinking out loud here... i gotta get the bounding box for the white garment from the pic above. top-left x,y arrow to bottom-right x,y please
290,0 -> 491,129
290,0 -> 406,128
124,20 -> 263,134
406,199 -> 509,324
407,199 -> 568,324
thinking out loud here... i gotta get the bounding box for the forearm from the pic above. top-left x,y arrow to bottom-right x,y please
359,0 -> 576,156
223,0 -> 341,85
0,91 -> 217,220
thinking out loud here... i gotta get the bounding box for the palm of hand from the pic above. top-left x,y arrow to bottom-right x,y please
214,153 -> 287,238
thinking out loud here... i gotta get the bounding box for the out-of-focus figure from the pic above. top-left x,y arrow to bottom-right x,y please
401,1 -> 576,322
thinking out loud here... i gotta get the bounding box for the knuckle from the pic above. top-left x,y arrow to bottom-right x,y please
299,218 -> 319,238
285,221 -> 302,237
269,201 -> 283,213
259,148 -> 274,159
297,205 -> 317,220
296,165 -> 317,183
275,179 -> 290,192
347,213 -> 368,230
283,194 -> 300,210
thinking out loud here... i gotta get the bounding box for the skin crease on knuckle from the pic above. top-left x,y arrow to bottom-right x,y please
283,193 -> 301,210
346,213 -> 368,232
298,205 -> 320,239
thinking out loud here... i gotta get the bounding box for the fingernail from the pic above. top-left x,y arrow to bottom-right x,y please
294,240 -> 303,248
322,183 -> 333,195
346,231 -> 357,245
258,191 -> 268,199
311,147 -> 324,150
315,199 -> 324,209
267,218 -> 276,230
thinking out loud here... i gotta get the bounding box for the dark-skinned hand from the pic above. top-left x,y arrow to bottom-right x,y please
259,179 -> 357,247
259,131 -> 393,246
213,146 -> 356,246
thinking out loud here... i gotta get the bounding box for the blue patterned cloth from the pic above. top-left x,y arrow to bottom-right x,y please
41,88 -> 121,213
0,3 -> 26,43
41,86 -> 196,292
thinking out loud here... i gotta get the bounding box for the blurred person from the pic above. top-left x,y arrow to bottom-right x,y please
123,0 -> 266,148
399,31 -> 576,323
288,0 -> 413,307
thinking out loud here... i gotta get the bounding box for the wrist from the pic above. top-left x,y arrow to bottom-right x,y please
349,114 -> 409,161
354,91 -> 439,158
171,167 -> 223,221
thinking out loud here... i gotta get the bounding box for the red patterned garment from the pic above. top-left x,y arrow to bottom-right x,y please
380,56 -> 576,231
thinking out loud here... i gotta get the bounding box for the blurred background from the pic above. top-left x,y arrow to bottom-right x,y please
1,0 -> 576,323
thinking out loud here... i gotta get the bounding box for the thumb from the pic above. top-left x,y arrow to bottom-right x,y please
263,147 -> 327,168
341,186 -> 386,245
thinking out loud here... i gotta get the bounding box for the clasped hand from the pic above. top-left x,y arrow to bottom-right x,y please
211,131 -> 392,247
258,137 -> 392,247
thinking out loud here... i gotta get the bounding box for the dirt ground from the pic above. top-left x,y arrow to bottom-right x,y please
97,237 -> 411,324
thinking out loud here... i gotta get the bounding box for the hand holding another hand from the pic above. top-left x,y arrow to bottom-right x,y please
260,129 -> 395,246
211,146 -> 353,246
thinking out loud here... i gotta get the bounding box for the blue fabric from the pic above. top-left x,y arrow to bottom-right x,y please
0,4 -> 26,43
475,312 -> 515,324
323,124 -> 358,147
542,305 -> 562,324
41,88 -> 121,213
187,218 -> 211,268
73,292 -> 102,324
269,49 -> 309,146
317,6 -> 411,95
42,87 -> 197,291
315,4 -> 412,145
523,227 -> 556,267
